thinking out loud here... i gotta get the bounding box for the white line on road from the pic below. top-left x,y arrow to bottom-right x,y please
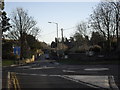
58,75 -> 100,89
62,75 -> 110,88
7,72 -> 11,89
29,67 -> 55,70
84,68 -> 109,71
16,73 -> 48,76
16,73 -> 62,77
17,66 -> 31,68
62,70 -> 76,73
108,76 -> 119,90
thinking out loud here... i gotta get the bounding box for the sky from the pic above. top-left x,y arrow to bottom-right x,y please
4,1 -> 100,44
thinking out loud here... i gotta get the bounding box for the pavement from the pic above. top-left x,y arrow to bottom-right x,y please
2,60 -> 120,90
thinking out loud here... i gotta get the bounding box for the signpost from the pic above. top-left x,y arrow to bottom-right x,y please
13,46 -> 20,55
13,46 -> 20,59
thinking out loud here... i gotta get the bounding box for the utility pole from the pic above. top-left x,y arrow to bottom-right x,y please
56,23 -> 59,58
61,28 -> 64,43
61,28 -> 64,57
20,15 -> 23,60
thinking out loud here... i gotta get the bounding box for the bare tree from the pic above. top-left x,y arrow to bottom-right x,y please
76,21 -> 88,37
74,21 -> 89,47
7,8 -> 40,40
110,1 -> 120,47
7,8 -> 40,59
90,1 -> 120,51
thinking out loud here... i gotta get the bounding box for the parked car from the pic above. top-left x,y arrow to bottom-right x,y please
44,54 -> 50,59
86,51 -> 94,56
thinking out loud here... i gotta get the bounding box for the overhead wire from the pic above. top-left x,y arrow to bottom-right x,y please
40,26 -> 76,37
39,30 -> 56,37
63,26 -> 76,31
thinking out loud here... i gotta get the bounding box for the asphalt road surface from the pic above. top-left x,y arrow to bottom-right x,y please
2,60 -> 120,90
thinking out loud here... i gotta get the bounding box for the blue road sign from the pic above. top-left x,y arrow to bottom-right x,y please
13,46 -> 20,56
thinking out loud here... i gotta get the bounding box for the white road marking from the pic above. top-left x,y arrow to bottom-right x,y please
29,67 -> 55,70
16,73 -> 47,76
58,75 -> 100,88
17,66 -> 31,68
7,72 -> 11,89
10,65 -> 17,67
16,73 -> 29,75
62,75 -> 110,88
84,68 -> 109,71
108,76 -> 119,90
16,65 -> 55,70
62,70 -> 76,73
49,75 -> 61,77
16,73 -> 63,77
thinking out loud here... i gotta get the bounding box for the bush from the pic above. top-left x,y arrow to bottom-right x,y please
75,50 -> 85,53
64,50 -> 70,55
2,52 -> 18,60
90,45 -> 101,53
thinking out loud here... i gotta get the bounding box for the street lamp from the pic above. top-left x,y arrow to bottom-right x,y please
48,22 -> 58,39
48,21 -> 59,58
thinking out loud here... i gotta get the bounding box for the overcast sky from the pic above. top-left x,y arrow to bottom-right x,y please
4,1 -> 100,44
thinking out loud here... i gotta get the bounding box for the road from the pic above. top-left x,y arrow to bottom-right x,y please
2,60 -> 120,90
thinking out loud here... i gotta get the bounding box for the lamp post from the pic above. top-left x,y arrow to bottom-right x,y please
48,22 -> 59,58
48,22 -> 58,39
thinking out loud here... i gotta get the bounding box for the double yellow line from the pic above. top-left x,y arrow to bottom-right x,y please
8,72 -> 21,90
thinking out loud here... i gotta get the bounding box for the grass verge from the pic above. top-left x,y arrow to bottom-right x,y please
2,60 -> 15,66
